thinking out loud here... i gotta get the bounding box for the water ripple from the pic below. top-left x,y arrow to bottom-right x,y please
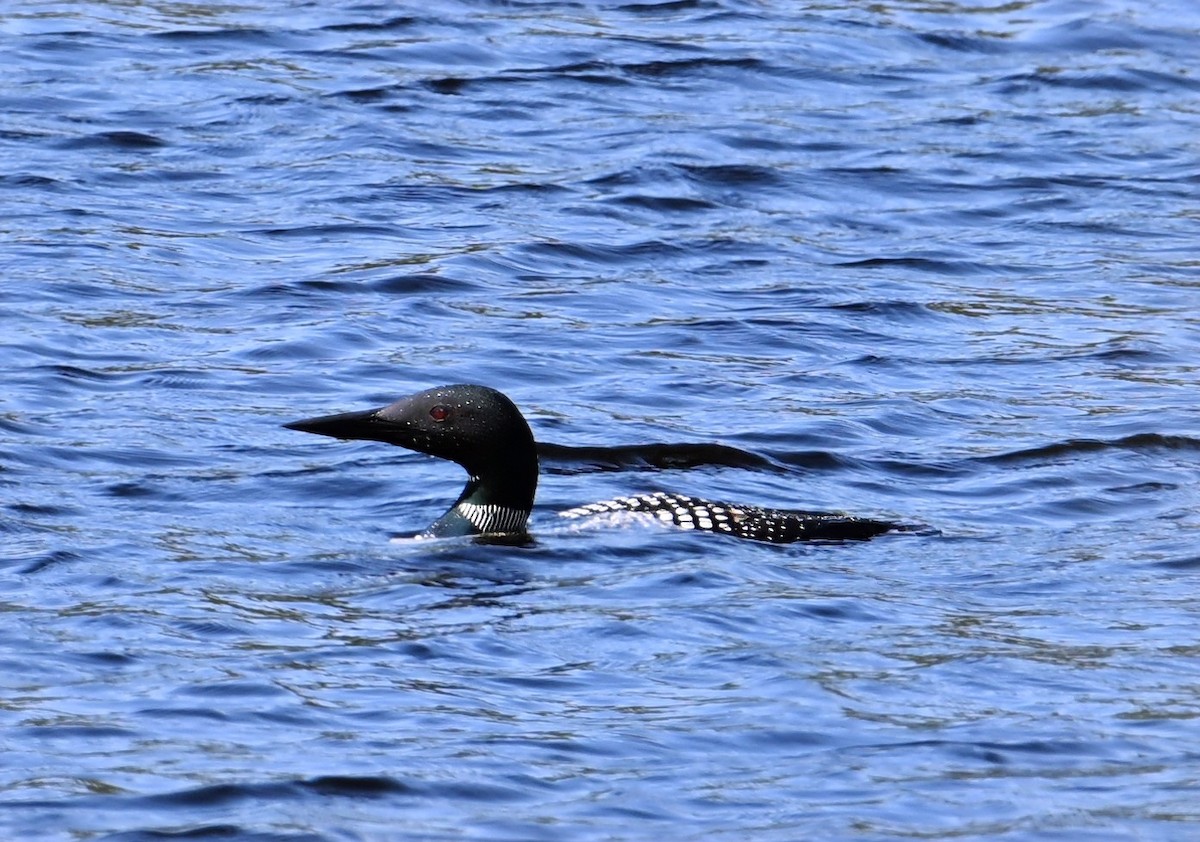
3,1 -> 1200,839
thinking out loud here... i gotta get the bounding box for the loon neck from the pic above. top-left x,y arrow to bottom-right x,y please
425,460 -> 537,539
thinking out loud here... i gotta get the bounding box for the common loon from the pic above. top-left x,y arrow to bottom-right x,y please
285,384 -> 897,544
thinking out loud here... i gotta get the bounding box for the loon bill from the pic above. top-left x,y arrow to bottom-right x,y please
284,384 -> 898,544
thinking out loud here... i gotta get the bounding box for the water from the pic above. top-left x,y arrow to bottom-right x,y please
3,0 -> 1200,838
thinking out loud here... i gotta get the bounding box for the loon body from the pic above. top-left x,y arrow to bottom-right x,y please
285,384 -> 897,544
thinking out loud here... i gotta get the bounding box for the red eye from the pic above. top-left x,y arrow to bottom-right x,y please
429,404 -> 450,422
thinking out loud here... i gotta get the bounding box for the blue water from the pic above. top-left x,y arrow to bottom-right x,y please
4,1 -> 1200,839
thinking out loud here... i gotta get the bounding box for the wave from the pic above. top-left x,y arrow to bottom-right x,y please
537,441 -> 777,474
979,433 -> 1200,465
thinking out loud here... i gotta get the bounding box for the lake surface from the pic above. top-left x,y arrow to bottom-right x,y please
3,1 -> 1200,839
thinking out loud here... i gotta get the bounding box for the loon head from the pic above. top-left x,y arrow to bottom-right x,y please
285,384 -> 538,537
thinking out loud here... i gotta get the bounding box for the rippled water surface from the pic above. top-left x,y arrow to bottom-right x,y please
4,1 -> 1200,839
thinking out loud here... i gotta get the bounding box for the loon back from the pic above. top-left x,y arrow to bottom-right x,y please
285,383 -> 896,543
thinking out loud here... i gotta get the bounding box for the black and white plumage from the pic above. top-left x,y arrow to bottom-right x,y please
559,492 -> 893,543
285,384 -> 897,544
